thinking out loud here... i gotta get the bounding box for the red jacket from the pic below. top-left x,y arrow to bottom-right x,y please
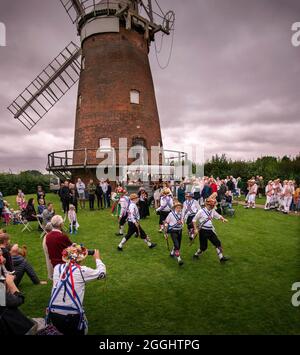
45,230 -> 72,267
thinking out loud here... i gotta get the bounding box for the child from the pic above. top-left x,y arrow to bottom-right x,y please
2,201 -> 12,226
192,193 -> 229,263
118,194 -> 156,251
68,204 -> 79,234
16,189 -> 26,210
164,202 -> 184,266
182,192 -> 200,241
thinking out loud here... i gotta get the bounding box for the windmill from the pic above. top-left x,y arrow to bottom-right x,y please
7,1 -> 185,183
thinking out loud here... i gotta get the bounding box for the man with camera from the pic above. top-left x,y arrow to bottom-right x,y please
46,244 -> 106,335
0,250 -> 35,335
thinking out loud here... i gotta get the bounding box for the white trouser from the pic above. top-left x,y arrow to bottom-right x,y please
248,194 -> 256,205
265,195 -> 272,208
283,196 -> 292,213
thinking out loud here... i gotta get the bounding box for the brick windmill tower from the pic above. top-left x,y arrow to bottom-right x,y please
8,1 -> 182,184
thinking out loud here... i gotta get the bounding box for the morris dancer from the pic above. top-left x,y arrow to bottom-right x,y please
164,202 -> 184,266
282,180 -> 294,214
156,188 -> 173,233
115,188 -> 129,237
192,193 -> 229,263
245,179 -> 258,209
264,180 -> 274,210
118,194 -> 156,251
273,179 -> 282,209
46,244 -> 106,335
182,192 -> 201,241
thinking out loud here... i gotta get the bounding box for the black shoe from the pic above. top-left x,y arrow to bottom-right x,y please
193,254 -> 199,260
170,253 -> 175,258
220,256 -> 229,263
149,243 -> 157,249
178,259 -> 184,266
117,246 -> 123,252
115,233 -> 123,236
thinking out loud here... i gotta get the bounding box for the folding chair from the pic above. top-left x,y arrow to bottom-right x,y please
62,213 -> 69,233
37,214 -> 47,239
19,216 -> 33,233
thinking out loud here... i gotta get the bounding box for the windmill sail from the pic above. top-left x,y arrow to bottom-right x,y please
7,42 -> 81,131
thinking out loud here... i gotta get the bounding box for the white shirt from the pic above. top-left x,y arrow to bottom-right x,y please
182,199 -> 201,220
193,207 -> 222,231
127,202 -> 140,223
119,196 -> 130,217
76,182 -> 85,194
156,195 -> 173,212
101,182 -> 108,194
50,259 -> 106,315
165,211 -> 183,231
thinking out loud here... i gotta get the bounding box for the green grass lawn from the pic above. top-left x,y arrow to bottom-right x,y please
2,193 -> 300,335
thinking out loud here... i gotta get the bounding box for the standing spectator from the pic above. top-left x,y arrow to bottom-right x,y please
177,183 -> 186,204
60,181 -> 71,214
36,185 -> 46,203
209,178 -> 218,194
226,177 -> 235,193
23,198 -> 37,221
68,205 -> 79,234
201,180 -> 212,202
69,183 -> 78,213
293,184 -> 300,214
96,182 -> 104,210
87,180 -> 96,211
16,189 -> 26,210
0,233 -> 14,272
0,191 -> 3,221
138,190 -> 150,219
106,180 -> 112,208
100,179 -> 108,208
236,177 -> 242,197
258,176 -> 265,198
58,182 -> 65,212
76,178 -> 86,210
37,199 -> 46,230
10,244 -> 41,286
45,215 -> 72,268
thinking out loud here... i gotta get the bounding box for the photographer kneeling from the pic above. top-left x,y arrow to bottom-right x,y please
46,244 -> 106,335
0,251 -> 35,335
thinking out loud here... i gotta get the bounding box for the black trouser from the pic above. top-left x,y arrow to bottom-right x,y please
62,198 -> 70,214
125,222 -> 147,240
186,214 -> 196,232
199,229 -> 221,252
170,230 -> 182,252
119,213 -> 128,227
89,194 -> 95,210
159,211 -> 170,225
96,195 -> 103,209
48,312 -> 84,336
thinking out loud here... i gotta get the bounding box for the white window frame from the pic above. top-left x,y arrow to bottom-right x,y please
130,90 -> 140,105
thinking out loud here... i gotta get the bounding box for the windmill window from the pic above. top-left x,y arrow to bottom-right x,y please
130,90 -> 140,105
99,138 -> 111,150
82,57 -> 86,70
78,95 -> 82,108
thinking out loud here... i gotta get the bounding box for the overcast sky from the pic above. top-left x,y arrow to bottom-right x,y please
0,0 -> 299,172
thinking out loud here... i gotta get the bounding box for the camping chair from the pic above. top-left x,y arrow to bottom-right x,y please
37,215 -> 47,239
62,213 -> 69,233
19,215 -> 33,233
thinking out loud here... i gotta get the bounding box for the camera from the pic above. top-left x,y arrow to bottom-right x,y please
88,249 -> 95,256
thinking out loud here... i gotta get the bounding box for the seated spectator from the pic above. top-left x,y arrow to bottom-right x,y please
0,267 -> 35,335
22,198 -> 37,222
46,244 -> 106,335
0,233 -> 14,272
10,244 -> 42,286
45,215 -> 72,268
42,203 -> 55,227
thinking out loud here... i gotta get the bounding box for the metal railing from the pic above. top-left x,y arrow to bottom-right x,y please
47,147 -> 187,170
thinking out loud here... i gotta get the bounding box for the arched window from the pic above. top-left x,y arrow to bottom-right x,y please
77,95 -> 82,108
130,90 -> 140,105
132,137 -> 146,147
